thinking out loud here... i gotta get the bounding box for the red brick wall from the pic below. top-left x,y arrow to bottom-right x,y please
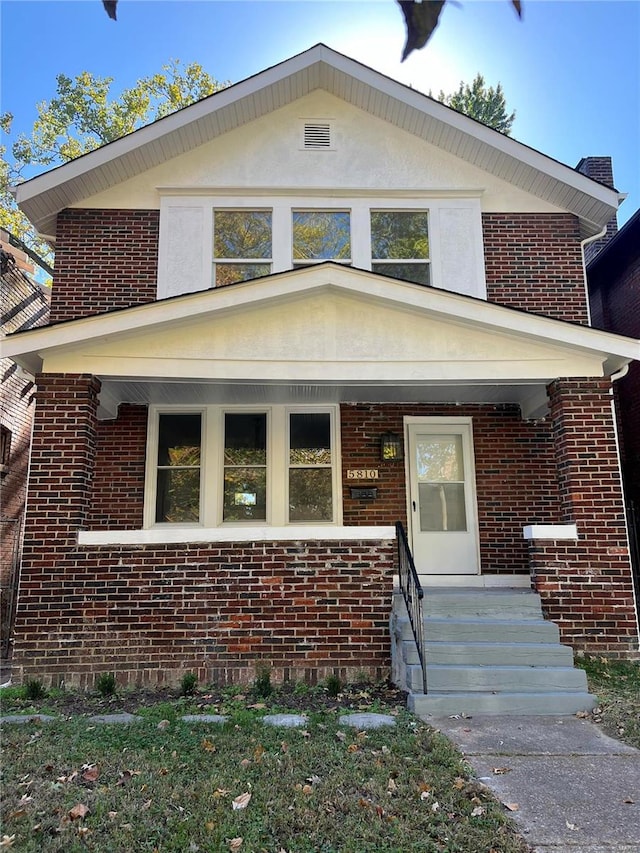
51,209 -> 159,323
1,263 -> 50,651
88,405 -> 147,529
340,403 -> 559,574
482,213 -> 589,324
529,378 -> 638,656
12,539 -> 394,689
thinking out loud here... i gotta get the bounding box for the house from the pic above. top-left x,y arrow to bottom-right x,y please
0,232 -> 50,659
2,46 -> 639,713
586,205 -> 640,594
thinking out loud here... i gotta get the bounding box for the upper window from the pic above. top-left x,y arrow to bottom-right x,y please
213,210 -> 272,286
371,211 -> 430,286
292,211 -> 351,266
146,406 -> 340,528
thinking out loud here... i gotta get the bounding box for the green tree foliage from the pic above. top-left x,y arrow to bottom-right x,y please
434,74 -> 516,135
1,61 -> 228,267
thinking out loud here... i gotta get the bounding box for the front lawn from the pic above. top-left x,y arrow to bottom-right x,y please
0,682 -> 531,852
576,655 -> 640,749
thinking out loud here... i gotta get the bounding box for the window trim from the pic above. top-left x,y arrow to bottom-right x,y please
144,404 -> 342,529
157,192 -> 486,300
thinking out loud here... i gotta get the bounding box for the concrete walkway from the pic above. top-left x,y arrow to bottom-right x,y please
426,714 -> 640,853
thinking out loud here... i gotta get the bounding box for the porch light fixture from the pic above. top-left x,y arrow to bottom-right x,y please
380,432 -> 403,461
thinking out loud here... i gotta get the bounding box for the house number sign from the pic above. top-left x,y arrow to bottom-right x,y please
346,469 -> 379,480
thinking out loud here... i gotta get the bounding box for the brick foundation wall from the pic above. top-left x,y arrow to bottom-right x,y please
51,209 -> 159,323
11,539 -> 394,689
340,403 -> 559,574
529,378 -> 639,656
482,213 -> 589,324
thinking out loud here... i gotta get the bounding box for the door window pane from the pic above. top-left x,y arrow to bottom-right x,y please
419,483 -> 467,531
292,211 -> 351,262
223,413 -> 267,521
371,211 -> 430,284
213,210 -> 272,286
155,413 -> 201,523
416,435 -> 463,482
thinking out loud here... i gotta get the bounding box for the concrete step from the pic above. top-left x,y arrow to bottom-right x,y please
408,690 -> 597,717
396,616 -> 561,644
402,640 -> 575,667
420,589 -> 544,619
405,663 -> 589,693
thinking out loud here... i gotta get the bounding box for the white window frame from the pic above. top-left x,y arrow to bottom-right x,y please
144,404 -> 342,529
157,192 -> 486,300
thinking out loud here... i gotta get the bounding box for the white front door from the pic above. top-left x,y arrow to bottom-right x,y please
406,419 -> 480,575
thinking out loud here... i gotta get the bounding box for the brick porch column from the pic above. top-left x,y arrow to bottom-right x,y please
11,374 -> 101,682
528,378 -> 639,656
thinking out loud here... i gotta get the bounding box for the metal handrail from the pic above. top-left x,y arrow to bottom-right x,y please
395,521 -> 427,694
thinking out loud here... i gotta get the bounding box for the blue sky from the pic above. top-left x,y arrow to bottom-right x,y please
1,0 -> 639,224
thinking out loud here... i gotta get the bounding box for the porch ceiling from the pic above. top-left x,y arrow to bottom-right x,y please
97,377 -> 551,421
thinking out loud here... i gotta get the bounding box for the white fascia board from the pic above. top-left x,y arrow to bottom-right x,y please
1,265 -> 638,370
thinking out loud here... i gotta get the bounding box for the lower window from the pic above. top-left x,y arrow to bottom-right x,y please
147,406 -> 339,527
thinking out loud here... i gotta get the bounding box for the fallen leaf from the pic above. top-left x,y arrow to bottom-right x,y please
471,806 -> 485,816
452,777 -> 466,790
247,703 -> 266,709
8,810 -> 26,820
431,801 -> 440,813
141,800 -> 152,810
77,827 -> 90,837
202,739 -> 216,752
504,802 -> 519,812
240,758 -> 251,769
0,836 -> 15,848
81,766 -> 99,783
280,741 -> 289,754
228,838 -> 243,851
387,778 -> 397,793
300,730 -> 311,738
420,790 -> 431,801
213,788 -> 229,798
253,745 -> 265,762
347,744 -> 359,753
69,803 -> 90,820
381,745 -> 390,754
306,775 -> 321,785
108,811 -> 118,819
575,710 -> 590,719
302,784 -> 313,796
624,797 -> 635,804
205,821 -> 215,831
566,820 -> 579,831
492,767 -> 511,775
232,792 -> 251,811
335,731 -> 346,742
157,719 -> 171,730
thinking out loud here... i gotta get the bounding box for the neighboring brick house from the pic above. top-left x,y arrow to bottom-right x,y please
0,233 -> 50,657
586,207 -> 640,592
2,47 -> 639,705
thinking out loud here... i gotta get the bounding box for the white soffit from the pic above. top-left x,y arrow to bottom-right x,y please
2,265 -> 638,379
15,45 -> 618,240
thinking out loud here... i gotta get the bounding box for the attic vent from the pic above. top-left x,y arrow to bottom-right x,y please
303,122 -> 332,149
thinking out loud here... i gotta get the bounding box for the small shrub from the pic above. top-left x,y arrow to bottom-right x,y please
180,672 -> 198,697
325,674 -> 342,698
95,672 -> 117,697
24,679 -> 46,701
254,664 -> 272,698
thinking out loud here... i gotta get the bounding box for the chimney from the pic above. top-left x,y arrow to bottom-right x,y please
576,157 -> 618,265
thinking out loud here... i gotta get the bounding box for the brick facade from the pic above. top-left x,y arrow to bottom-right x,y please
482,213 -> 589,324
1,248 -> 50,654
51,209 -> 159,323
528,379 -> 638,655
340,403 -> 559,574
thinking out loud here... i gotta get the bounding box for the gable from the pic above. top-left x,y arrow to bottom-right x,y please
15,45 -> 619,241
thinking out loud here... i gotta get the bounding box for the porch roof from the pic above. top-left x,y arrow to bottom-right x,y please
2,264 -> 638,420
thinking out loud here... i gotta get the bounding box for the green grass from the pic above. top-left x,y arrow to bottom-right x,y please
576,655 -> 640,749
0,694 -> 531,852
